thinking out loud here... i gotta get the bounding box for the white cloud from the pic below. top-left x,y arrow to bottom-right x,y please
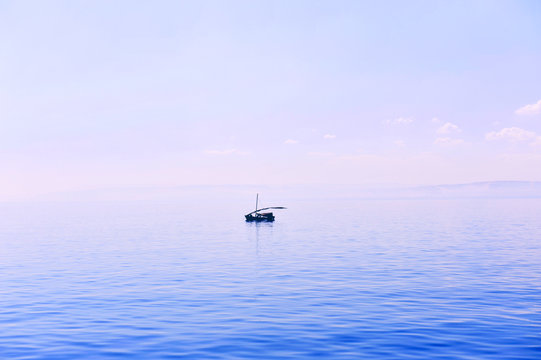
394,140 -> 405,147
431,117 -> 441,123
204,149 -> 248,155
434,137 -> 464,146
308,151 -> 334,157
284,139 -> 299,145
437,122 -> 461,134
337,153 -> 382,161
307,151 -> 381,161
531,136 -> 541,146
385,117 -> 413,125
323,134 -> 336,139
515,99 -> 541,115
485,127 -> 536,142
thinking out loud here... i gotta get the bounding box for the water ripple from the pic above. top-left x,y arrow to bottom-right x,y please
0,199 -> 540,359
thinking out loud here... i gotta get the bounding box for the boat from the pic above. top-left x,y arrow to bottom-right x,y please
245,194 -> 286,222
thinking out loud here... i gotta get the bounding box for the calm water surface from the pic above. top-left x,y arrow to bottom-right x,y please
0,197 -> 540,359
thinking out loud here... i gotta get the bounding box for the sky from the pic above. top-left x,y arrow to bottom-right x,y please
1,0 -> 541,200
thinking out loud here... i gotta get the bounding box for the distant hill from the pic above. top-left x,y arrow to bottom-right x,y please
283,181 -> 541,200
401,181 -> 541,199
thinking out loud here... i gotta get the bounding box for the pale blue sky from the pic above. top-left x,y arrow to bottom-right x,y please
1,1 -> 540,199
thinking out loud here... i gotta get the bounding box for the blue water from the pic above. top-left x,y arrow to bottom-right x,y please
0,197 -> 540,359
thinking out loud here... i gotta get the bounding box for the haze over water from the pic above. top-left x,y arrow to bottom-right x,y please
1,193 -> 540,359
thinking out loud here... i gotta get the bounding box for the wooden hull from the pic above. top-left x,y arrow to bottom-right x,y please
245,213 -> 275,222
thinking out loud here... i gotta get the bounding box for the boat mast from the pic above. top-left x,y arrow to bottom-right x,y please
255,193 -> 259,212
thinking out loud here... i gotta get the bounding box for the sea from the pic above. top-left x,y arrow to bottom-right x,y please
0,192 -> 540,359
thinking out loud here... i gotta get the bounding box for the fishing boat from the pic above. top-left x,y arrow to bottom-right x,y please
245,194 -> 286,222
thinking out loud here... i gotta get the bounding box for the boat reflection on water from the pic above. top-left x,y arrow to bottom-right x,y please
245,194 -> 286,222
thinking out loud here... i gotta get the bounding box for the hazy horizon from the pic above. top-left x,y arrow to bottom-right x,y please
2,1 -> 541,200
12,180 -> 541,203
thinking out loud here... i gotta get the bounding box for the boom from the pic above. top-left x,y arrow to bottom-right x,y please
245,206 -> 287,216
